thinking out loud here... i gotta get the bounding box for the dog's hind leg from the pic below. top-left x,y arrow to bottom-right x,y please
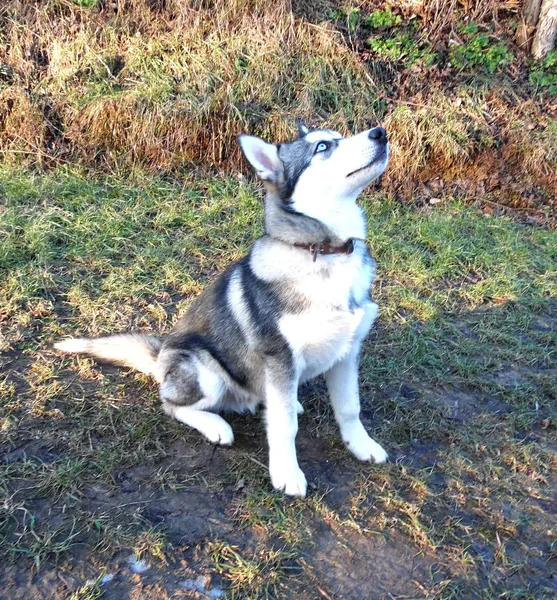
163,403 -> 234,445
159,350 -> 234,445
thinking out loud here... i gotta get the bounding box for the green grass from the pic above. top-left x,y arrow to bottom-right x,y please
209,541 -> 300,599
1,167 -> 556,598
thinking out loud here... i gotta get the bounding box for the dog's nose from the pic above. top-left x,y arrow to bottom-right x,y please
368,127 -> 387,143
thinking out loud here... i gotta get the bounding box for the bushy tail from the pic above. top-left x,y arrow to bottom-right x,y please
54,334 -> 163,381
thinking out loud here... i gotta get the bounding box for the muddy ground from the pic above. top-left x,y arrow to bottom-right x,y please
2,346 -> 556,600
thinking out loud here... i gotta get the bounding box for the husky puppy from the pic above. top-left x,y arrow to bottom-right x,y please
55,123 -> 389,497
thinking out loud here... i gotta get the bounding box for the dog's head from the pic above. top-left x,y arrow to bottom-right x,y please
238,124 -> 389,214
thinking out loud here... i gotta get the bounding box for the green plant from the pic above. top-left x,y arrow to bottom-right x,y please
366,8 -> 402,29
330,7 -> 402,36
529,51 -> 557,95
328,7 -> 362,34
368,33 -> 437,67
449,22 -> 513,74
71,0 -> 97,7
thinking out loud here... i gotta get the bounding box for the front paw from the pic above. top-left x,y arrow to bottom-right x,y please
343,423 -> 388,463
269,462 -> 307,497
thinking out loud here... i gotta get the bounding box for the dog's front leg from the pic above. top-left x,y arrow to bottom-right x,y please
325,351 -> 388,464
264,359 -> 307,497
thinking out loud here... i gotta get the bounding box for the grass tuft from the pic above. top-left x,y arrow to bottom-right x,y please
209,541 -> 299,598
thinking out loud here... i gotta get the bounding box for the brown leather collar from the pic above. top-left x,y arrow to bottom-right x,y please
293,238 -> 357,262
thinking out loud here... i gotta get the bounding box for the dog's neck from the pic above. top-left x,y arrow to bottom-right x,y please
263,191 -> 367,247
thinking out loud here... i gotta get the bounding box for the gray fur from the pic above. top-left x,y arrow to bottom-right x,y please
277,130 -> 339,201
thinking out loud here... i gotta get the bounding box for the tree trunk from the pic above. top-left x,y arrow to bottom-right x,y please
531,0 -> 557,58
517,0 -> 543,48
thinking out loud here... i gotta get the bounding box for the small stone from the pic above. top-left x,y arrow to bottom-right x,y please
127,555 -> 149,573
180,576 -> 206,592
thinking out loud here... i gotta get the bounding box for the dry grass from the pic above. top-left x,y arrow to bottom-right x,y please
0,0 -> 555,217
383,90 -> 556,212
409,0 -> 521,39
1,0 -> 377,168
0,86 -> 48,164
383,93 -> 480,182
505,118 -> 557,185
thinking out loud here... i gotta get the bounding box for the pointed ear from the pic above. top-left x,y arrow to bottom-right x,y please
297,120 -> 309,137
238,135 -> 282,183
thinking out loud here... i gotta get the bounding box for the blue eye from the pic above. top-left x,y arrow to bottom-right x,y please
315,142 -> 329,153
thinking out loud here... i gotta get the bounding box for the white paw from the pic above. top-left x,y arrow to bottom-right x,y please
343,422 -> 388,463
204,419 -> 234,446
295,400 -> 304,415
269,462 -> 307,497
171,407 -> 234,446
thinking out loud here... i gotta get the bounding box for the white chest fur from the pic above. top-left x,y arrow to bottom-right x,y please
276,246 -> 377,382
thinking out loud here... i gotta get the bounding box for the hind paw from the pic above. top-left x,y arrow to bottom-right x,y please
169,406 -> 234,446
205,420 -> 234,446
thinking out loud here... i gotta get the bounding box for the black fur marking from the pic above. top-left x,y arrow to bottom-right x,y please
277,136 -> 339,202
160,358 -> 203,406
277,138 -> 314,201
279,203 -> 303,216
278,204 -> 332,245
166,333 -> 247,387
165,266 -> 250,387
240,258 -> 290,359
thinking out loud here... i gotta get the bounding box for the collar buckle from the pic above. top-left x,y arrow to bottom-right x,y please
309,243 -> 319,262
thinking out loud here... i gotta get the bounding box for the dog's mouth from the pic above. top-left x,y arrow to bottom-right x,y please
346,148 -> 388,178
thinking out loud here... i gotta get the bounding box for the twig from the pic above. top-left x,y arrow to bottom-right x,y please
247,455 -> 267,470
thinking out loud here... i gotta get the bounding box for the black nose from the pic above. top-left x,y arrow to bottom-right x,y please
368,127 -> 387,143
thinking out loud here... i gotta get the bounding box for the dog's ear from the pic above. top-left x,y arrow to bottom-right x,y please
238,135 -> 283,183
297,121 -> 309,137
